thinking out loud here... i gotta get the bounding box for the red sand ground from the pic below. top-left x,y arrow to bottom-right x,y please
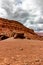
0,38 -> 43,65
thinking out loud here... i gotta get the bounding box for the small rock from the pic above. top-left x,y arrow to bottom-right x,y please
19,48 -> 23,51
6,63 -> 10,65
35,59 -> 40,62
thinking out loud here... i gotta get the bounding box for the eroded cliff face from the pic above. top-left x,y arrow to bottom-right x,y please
0,17 -> 43,40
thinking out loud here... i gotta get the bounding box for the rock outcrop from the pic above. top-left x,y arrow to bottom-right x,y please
0,35 -> 9,40
0,17 -> 43,40
14,32 -> 25,39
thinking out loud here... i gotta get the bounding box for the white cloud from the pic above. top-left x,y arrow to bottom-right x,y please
0,0 -> 43,32
22,0 -> 37,10
0,0 -> 1,3
0,8 -> 7,18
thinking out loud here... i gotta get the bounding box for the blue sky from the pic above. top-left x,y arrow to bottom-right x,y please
0,0 -> 43,32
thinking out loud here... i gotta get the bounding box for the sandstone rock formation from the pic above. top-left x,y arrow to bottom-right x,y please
14,32 -> 25,39
0,17 -> 43,40
0,35 -> 9,40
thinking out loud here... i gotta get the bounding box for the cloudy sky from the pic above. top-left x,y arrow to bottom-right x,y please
0,0 -> 43,32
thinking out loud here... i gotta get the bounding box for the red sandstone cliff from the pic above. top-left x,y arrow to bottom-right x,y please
0,17 -> 43,40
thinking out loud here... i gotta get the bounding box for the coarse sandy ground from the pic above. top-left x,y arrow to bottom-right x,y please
0,38 -> 43,65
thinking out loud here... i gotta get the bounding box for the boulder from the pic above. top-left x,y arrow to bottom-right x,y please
13,32 -> 25,39
0,35 -> 9,40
